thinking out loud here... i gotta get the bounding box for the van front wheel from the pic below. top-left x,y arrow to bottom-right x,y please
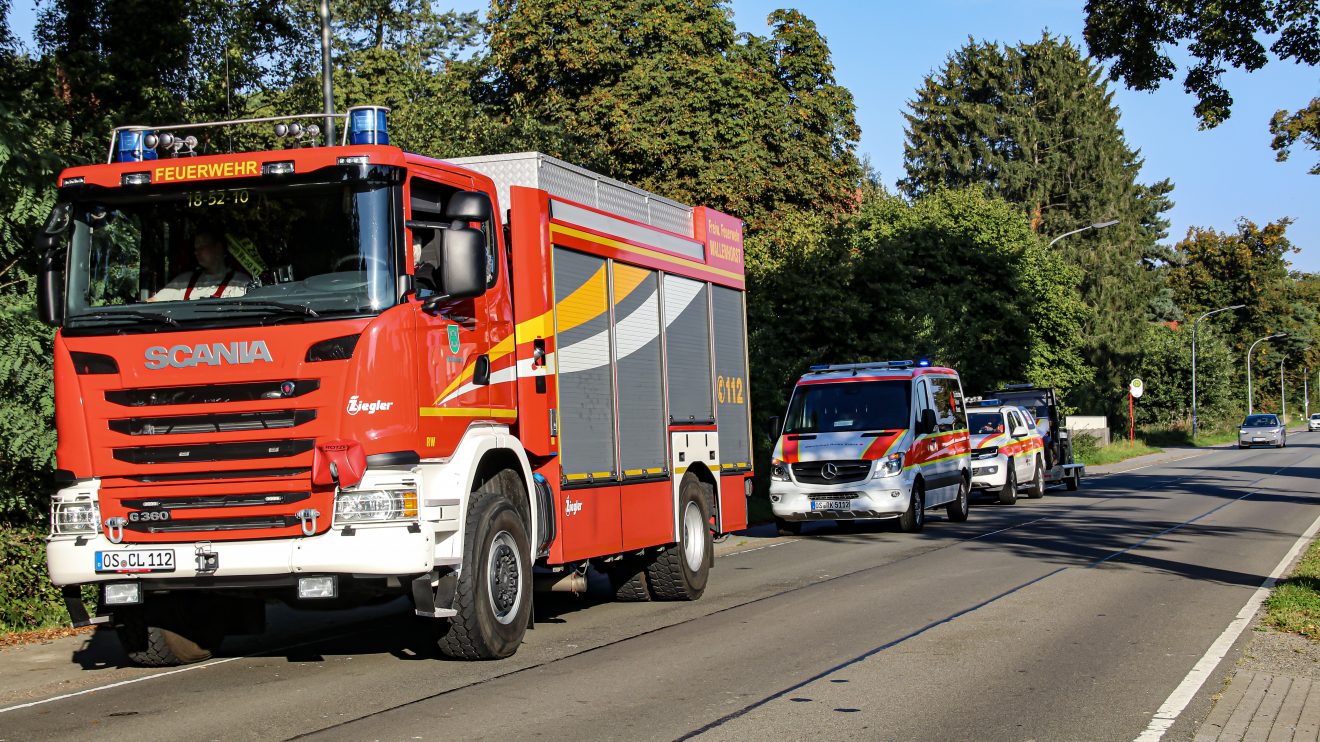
898,482 -> 925,533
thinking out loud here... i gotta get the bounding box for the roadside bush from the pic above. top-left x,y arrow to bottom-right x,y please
0,526 -> 91,632
1072,431 -> 1100,461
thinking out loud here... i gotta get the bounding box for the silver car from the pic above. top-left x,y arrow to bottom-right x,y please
1309,413 -> 1320,432
1239,414 -> 1286,448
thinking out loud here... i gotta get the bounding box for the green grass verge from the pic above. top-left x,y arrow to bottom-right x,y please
1139,427 -> 1239,448
1076,439 -> 1162,467
1263,537 -> 1320,641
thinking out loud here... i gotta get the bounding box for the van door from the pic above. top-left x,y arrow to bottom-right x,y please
925,375 -> 963,506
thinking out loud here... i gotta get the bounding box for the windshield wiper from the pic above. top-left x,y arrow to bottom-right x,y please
198,299 -> 320,318
72,309 -> 179,327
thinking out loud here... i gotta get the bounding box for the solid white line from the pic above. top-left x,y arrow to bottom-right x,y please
1133,505 -> 1320,741
0,631 -> 353,715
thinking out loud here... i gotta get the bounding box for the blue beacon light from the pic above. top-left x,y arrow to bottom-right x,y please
348,107 -> 390,145
115,130 -> 158,163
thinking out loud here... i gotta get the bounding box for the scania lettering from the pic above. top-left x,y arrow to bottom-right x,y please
39,107 -> 752,664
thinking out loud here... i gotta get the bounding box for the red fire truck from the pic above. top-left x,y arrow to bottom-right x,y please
38,107 -> 752,663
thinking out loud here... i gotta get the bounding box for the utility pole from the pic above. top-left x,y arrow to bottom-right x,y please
320,0 -> 336,143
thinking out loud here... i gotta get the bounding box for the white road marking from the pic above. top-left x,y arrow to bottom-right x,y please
1134,501 -> 1320,741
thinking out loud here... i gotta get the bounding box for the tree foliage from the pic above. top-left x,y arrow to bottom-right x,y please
1083,0 -> 1320,171
901,34 -> 1172,415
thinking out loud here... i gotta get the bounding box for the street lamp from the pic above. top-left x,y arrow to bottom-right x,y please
1048,219 -> 1121,247
1191,304 -> 1246,438
1247,333 -> 1286,414
1281,356 -> 1287,421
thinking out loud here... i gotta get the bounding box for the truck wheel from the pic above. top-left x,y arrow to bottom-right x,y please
998,465 -> 1018,505
775,518 -> 802,536
606,557 -> 653,602
438,470 -> 532,660
645,476 -> 712,600
1027,457 -> 1046,498
113,595 -> 223,667
1066,470 -> 1080,491
898,482 -> 925,533
946,477 -> 970,522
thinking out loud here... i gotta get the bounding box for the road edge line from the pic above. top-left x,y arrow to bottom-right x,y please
1133,505 -> 1320,741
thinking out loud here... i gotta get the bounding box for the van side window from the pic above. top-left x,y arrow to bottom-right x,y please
929,376 -> 960,433
1008,410 -> 1023,431
914,379 -> 931,429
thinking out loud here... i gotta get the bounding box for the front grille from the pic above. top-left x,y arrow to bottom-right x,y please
123,515 -> 303,533
791,460 -> 871,485
106,380 -> 320,407
121,467 -> 310,483
113,439 -> 315,465
807,493 -> 859,501
109,410 -> 316,436
972,447 -> 998,458
120,492 -> 310,510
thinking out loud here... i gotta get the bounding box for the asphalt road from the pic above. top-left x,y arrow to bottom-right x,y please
3,438 -> 1319,741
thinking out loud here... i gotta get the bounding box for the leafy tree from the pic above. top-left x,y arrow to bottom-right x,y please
901,34 -> 1172,415
1132,321 -> 1238,429
483,0 -> 862,230
1083,0 -> 1320,171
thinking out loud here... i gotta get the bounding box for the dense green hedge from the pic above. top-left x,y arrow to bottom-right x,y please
0,526 -> 93,633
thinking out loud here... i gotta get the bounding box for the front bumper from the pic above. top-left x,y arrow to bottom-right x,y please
1239,432 -> 1282,446
47,523 -> 436,587
970,455 -> 1008,489
769,471 -> 913,521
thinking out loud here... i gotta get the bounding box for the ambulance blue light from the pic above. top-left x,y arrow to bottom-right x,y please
917,358 -> 932,367
978,399 -> 1002,407
348,107 -> 389,145
115,130 -> 158,163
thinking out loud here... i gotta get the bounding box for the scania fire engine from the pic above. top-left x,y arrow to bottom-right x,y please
38,107 -> 752,663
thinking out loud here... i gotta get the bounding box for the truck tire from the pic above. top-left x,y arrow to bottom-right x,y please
437,470 -> 532,660
1027,456 -> 1046,498
1066,470 -> 1080,491
113,595 -> 223,667
645,476 -> 712,600
606,557 -> 653,602
998,465 -> 1018,505
898,481 -> 925,533
945,477 -> 970,522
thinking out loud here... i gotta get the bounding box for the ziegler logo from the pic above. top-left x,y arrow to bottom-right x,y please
565,497 -> 582,516
346,396 -> 394,415
145,341 -> 272,369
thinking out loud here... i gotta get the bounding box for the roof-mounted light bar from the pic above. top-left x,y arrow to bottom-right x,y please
106,105 -> 393,164
808,360 -> 916,373
977,399 -> 1002,407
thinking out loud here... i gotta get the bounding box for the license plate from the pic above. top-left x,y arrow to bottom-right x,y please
95,550 -> 176,573
811,500 -> 853,511
1253,437 -> 1267,442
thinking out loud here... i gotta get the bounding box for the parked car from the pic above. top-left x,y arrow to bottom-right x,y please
1239,414 -> 1286,448
967,402 -> 1046,504
1309,413 -> 1320,432
769,360 -> 972,535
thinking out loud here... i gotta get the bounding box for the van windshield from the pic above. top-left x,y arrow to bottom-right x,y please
783,380 -> 911,434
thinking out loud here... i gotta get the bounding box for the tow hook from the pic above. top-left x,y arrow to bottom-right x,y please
295,508 -> 320,536
195,541 -> 218,573
104,517 -> 126,544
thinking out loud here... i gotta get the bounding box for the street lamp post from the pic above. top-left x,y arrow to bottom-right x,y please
1247,333 -> 1287,415
1048,219 -> 1121,248
1191,304 -> 1246,438
1281,357 -> 1287,421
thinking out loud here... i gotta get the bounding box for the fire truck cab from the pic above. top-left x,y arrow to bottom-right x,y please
38,107 -> 752,664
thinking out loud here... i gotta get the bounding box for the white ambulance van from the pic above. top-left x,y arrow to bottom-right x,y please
769,361 -> 972,535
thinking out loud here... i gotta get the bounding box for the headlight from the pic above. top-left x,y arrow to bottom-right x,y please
334,489 -> 418,523
770,459 -> 790,482
874,452 -> 904,478
52,500 -> 99,534
973,447 -> 999,460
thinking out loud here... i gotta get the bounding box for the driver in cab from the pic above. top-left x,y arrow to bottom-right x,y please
148,231 -> 250,301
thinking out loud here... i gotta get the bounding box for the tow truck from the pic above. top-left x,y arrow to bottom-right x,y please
983,384 -> 1082,491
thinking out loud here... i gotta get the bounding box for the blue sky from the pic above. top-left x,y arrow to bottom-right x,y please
9,1 -> 1318,270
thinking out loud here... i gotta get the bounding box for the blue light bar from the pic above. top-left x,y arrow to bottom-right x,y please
115,130 -> 158,163
978,399 -> 1002,407
917,358 -> 932,367
808,360 -> 914,372
348,106 -> 389,145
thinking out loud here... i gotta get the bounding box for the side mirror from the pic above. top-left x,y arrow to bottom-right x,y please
1011,425 -> 1028,438
37,245 -> 64,326
768,416 -> 782,441
918,408 -> 937,435
422,227 -> 487,311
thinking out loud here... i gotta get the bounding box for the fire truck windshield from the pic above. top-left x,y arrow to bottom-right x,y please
59,178 -> 398,332
783,380 -> 912,434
